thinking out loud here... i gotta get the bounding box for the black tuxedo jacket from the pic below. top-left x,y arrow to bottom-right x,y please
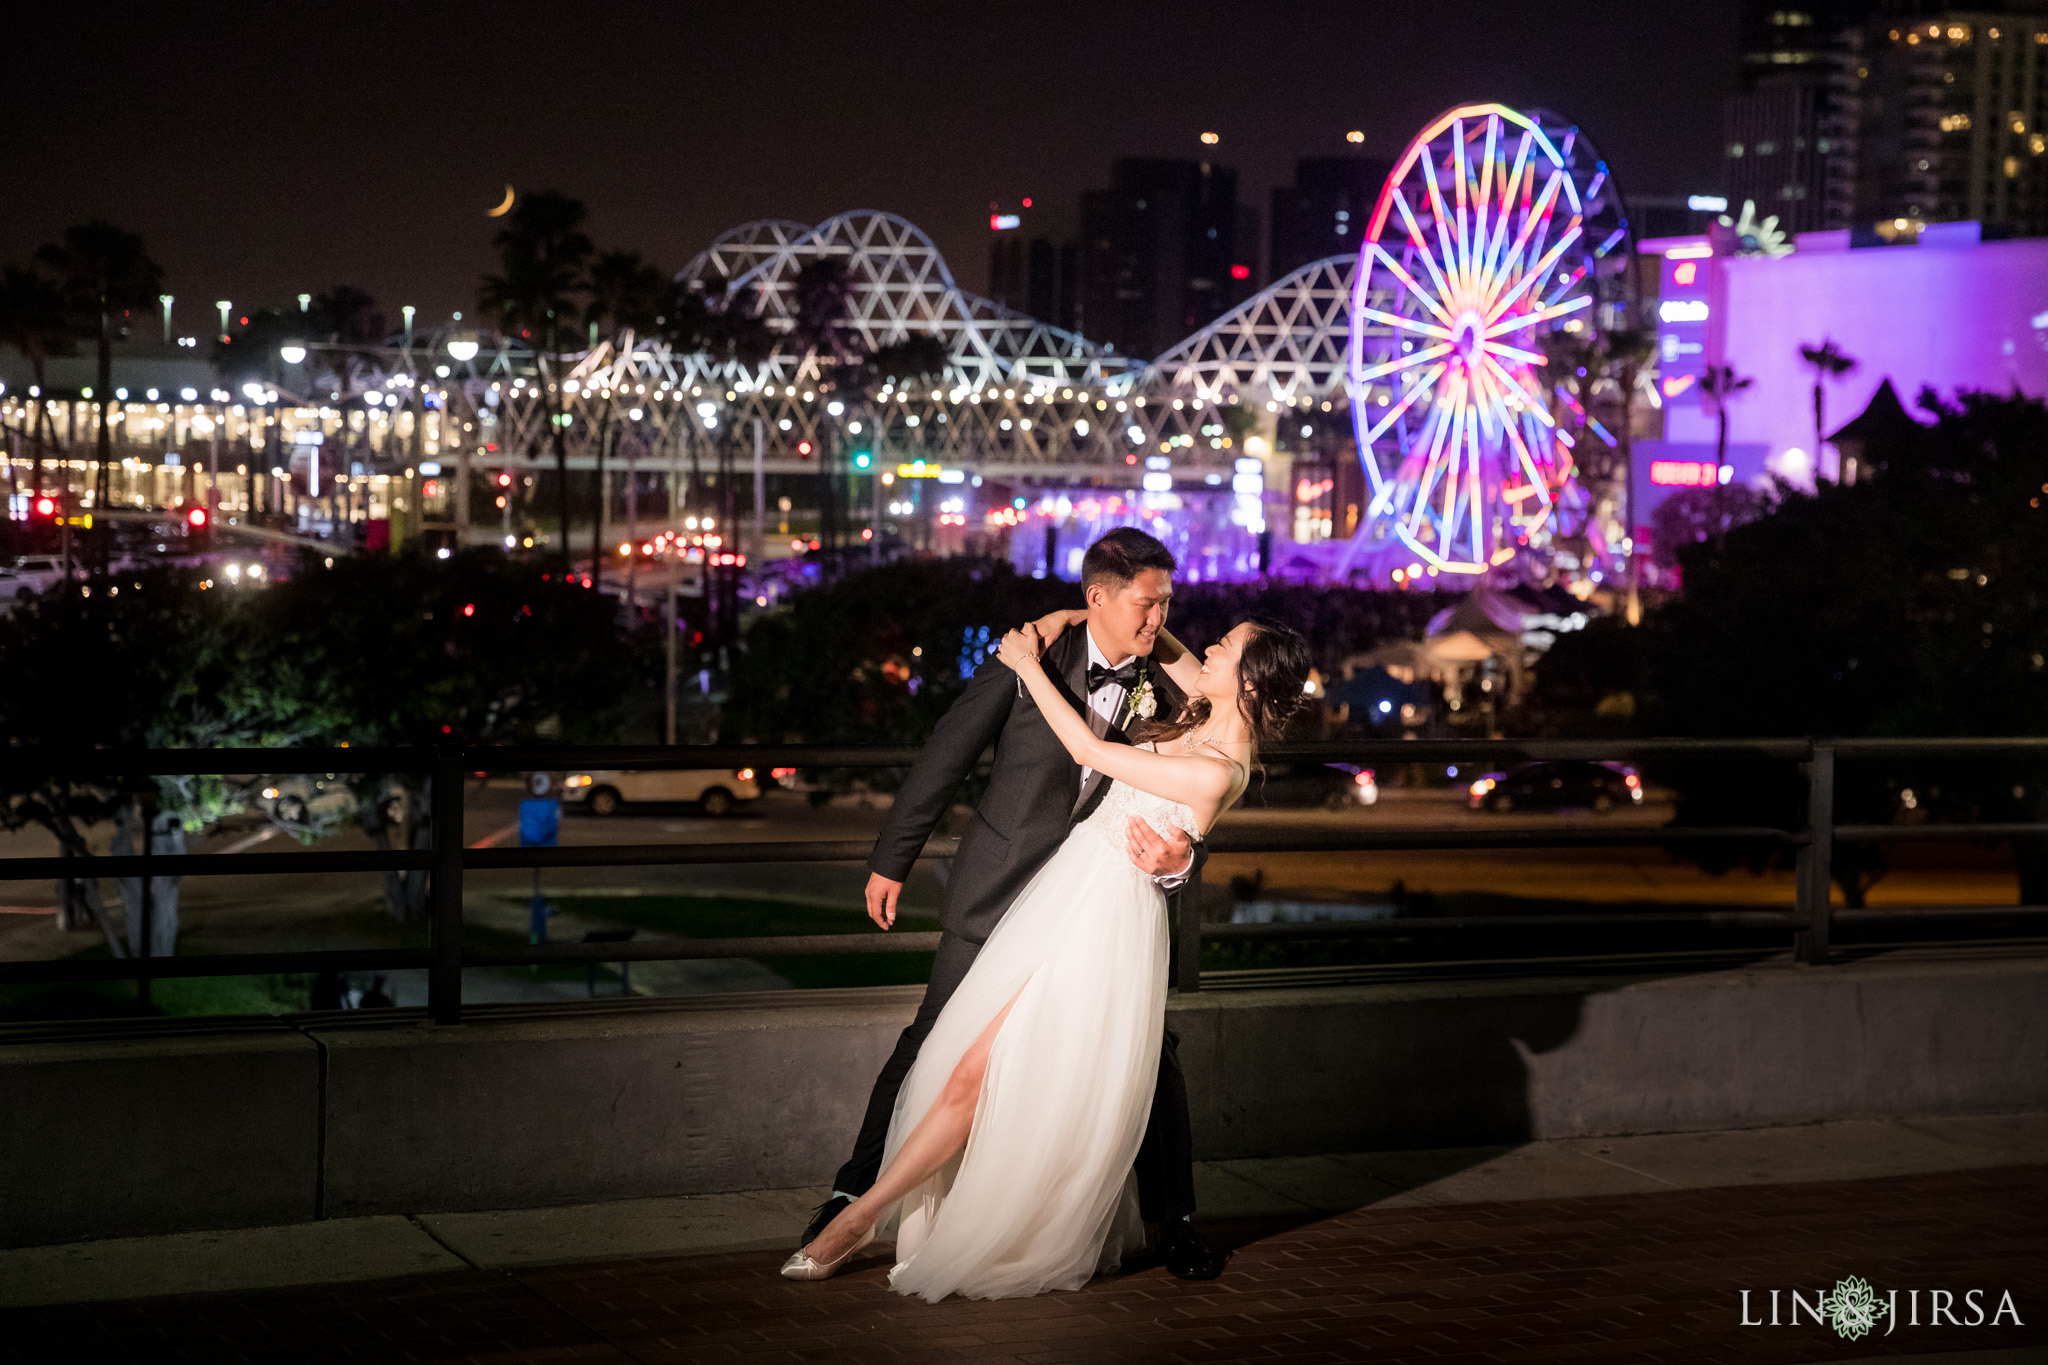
867,626 -> 1207,943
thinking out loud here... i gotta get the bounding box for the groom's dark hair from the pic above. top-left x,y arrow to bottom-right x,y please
1081,527 -> 1176,592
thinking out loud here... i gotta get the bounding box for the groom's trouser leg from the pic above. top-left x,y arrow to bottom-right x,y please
830,928 -> 983,1198
1135,1023 -> 1197,1223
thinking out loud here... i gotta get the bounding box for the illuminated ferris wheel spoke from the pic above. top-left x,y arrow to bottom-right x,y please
1480,353 -> 1555,428
1485,222 -> 1582,326
1486,172 -> 1568,309
1357,341 -> 1452,384
1391,191 -> 1460,311
1367,246 -> 1452,325
1418,153 -> 1465,294
1357,306 -> 1451,342
1484,293 -> 1592,338
1357,369 -> 1441,456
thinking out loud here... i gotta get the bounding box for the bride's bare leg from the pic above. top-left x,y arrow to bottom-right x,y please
803,988 -> 1024,1264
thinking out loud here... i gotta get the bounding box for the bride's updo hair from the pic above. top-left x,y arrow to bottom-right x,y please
1137,618 -> 1315,747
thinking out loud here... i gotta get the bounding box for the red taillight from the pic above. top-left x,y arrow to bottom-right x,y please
1625,774 -> 1641,788
770,768 -> 796,779
1354,771 -> 1372,786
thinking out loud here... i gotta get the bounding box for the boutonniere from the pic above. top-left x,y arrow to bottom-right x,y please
1128,663 -> 1157,721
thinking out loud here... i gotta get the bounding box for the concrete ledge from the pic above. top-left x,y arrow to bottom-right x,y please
2,947 -> 2045,1247
0,1017 -> 319,1247
1176,946 -> 2048,1156
312,988 -> 920,1218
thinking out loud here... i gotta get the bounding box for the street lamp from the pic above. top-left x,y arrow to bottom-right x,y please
278,343 -> 307,365
445,336 -> 480,363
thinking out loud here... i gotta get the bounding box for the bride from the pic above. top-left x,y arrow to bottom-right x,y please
784,609 -> 1312,1301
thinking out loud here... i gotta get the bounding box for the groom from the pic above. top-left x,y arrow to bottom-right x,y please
801,526 -> 1229,1279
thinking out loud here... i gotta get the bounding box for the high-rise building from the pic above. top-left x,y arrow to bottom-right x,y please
1268,156 -> 1391,280
987,234 -> 1080,331
1823,8 -> 2048,237
1722,3 -> 1877,236
1078,159 -> 1255,359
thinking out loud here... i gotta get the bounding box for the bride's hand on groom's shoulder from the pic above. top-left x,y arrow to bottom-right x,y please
995,624 -> 1044,671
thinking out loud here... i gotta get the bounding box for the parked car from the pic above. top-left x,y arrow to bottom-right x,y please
1468,760 -> 1641,813
565,766 -> 763,817
1244,762 -> 1378,810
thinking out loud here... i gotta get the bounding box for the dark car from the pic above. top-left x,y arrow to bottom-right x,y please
1244,762 -> 1378,810
1468,760 -> 1641,813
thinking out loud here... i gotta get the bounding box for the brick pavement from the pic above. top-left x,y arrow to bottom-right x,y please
7,1165 -> 2045,1364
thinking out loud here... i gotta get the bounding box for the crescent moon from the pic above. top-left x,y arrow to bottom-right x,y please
486,184 -> 515,218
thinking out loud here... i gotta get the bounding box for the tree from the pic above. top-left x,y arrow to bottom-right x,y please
306,285 -> 388,396
0,263 -> 76,512
211,307 -> 298,390
1646,389 -> 2048,906
1698,363 -> 1753,484
256,549 -> 637,919
0,567 -> 343,954
35,223 -> 166,572
480,192 -> 593,569
583,251 -> 665,590
862,335 -> 950,389
788,257 -> 859,554
1798,338 -> 1858,480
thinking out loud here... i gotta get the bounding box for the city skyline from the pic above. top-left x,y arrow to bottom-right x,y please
3,1 -> 1739,327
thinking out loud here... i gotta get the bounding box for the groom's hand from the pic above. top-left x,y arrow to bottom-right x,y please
865,871 -> 903,930
1126,817 -> 1195,878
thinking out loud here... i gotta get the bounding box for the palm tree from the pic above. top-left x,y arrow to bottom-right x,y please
36,223 -> 165,571
1698,363 -> 1754,550
1798,338 -> 1858,482
0,264 -> 77,505
582,250 -> 663,589
480,192 -> 593,568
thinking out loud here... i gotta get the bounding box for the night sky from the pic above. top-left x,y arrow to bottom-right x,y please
7,2 -> 1739,332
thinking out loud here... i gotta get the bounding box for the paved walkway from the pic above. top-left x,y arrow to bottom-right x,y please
3,1116 -> 2045,1363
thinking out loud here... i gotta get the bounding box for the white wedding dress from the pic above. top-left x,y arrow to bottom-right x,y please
879,766 -> 1198,1303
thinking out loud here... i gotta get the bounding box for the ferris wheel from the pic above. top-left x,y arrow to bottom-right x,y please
1346,103 -> 1634,578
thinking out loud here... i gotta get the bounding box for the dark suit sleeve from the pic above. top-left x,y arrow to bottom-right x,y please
866,658 -> 1018,883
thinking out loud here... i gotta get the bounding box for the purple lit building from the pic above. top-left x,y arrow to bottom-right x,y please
1639,222 -> 2048,537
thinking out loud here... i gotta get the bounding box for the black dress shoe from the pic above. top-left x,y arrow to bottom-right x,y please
1157,1218 -> 1231,1280
800,1194 -> 853,1248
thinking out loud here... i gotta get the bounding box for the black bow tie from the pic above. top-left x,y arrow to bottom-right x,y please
1086,661 -> 1140,693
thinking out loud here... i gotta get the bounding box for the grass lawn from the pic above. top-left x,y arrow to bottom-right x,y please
544,894 -> 942,990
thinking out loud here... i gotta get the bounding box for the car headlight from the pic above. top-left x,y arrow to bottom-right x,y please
1469,778 -> 1495,797
735,768 -> 755,781
565,774 -> 593,789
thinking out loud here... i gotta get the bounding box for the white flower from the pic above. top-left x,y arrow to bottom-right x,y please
1129,668 -> 1157,720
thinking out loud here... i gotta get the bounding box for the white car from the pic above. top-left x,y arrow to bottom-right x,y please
565,767 -> 763,817
2,556 -> 67,596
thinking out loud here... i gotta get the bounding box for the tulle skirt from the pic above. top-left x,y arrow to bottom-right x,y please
881,822 -> 1168,1302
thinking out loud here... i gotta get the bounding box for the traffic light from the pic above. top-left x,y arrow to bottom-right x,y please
32,495 -> 56,520
852,451 -> 872,470
186,505 -> 211,552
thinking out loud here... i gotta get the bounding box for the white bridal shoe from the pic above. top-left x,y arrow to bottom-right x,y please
780,1224 -> 876,1281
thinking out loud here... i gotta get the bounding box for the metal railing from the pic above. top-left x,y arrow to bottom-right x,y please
2,737 -> 2045,1021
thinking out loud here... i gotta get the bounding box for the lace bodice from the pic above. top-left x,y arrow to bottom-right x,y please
1079,743 -> 1202,853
